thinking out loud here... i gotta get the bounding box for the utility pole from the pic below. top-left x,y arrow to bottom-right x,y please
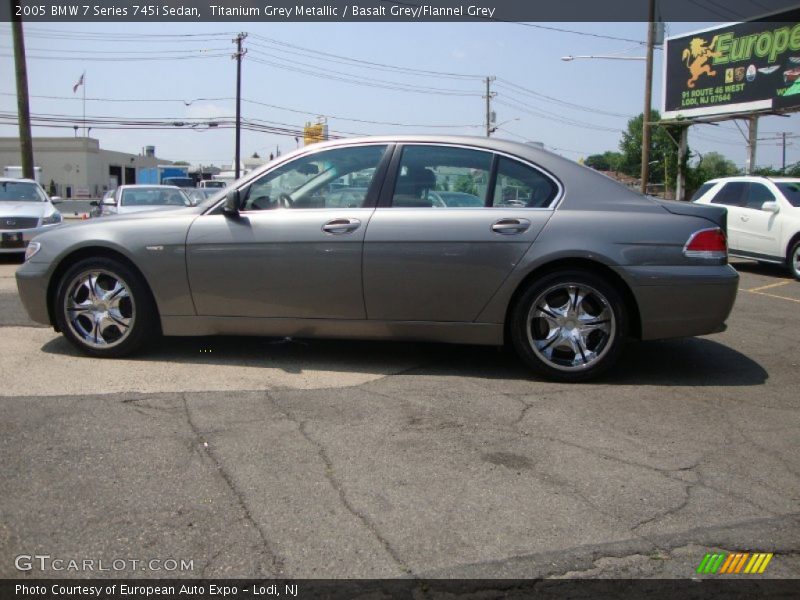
11,2 -> 34,180
782,131 -> 787,173
484,76 -> 496,137
745,116 -> 758,175
640,0 -> 656,195
233,32 -> 247,180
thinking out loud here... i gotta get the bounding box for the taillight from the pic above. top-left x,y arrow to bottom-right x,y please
683,227 -> 727,259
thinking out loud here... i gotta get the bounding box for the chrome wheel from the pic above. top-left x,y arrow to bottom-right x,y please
63,269 -> 135,349
792,244 -> 800,279
526,283 -> 616,372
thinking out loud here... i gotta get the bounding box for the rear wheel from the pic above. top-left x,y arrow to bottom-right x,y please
510,271 -> 627,382
789,241 -> 800,281
54,257 -> 158,357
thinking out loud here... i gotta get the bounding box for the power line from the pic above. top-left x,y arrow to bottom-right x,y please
0,92 -> 482,129
0,52 -> 230,62
247,54 -> 480,96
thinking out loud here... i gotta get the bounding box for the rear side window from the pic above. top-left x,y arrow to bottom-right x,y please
775,182 -> 800,207
492,157 -> 557,208
710,182 -> 746,206
391,145 -> 492,208
690,182 -> 715,202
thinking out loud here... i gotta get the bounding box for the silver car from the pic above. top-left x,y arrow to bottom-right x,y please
0,178 -> 62,254
16,136 -> 738,381
91,185 -> 192,217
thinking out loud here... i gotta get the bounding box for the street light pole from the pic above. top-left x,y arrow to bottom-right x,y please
640,0 -> 656,195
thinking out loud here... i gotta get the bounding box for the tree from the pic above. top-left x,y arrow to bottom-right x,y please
697,152 -> 740,179
584,151 -> 624,172
619,110 -> 685,191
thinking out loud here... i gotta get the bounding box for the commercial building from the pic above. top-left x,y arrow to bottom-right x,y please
0,137 -> 172,198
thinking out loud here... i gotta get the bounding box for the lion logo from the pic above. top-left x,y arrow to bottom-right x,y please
682,36 -> 721,88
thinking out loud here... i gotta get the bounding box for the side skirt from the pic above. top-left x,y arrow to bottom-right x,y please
160,316 -> 504,346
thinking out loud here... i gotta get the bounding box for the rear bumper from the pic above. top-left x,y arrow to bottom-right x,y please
616,264 -> 739,340
15,260 -> 52,326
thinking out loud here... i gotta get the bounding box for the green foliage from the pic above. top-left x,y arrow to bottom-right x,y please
454,174 -> 477,196
48,179 -> 56,196
584,151 -> 624,172
619,110 -> 685,190
696,152 -> 740,179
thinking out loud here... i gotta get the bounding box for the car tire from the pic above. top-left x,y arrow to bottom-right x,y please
510,270 -> 627,382
789,241 -> 800,281
54,257 -> 158,357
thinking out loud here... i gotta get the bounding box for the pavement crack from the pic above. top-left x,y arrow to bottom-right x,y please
265,390 -> 414,576
181,394 -> 284,576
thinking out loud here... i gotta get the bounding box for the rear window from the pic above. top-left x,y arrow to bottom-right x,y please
690,182 -> 715,202
776,182 -> 800,207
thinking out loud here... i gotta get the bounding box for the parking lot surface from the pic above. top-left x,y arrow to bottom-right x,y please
0,256 -> 798,579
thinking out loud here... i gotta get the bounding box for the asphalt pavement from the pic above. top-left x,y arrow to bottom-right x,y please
0,255 -> 798,579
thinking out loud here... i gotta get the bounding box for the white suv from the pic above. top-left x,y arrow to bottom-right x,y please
693,176 -> 800,280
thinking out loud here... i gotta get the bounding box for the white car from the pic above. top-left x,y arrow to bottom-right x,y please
0,178 -> 63,254
693,176 -> 800,280
91,184 -> 192,217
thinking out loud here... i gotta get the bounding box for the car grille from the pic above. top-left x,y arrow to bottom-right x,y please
0,217 -> 39,230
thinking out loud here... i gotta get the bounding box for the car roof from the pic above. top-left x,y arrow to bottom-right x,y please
0,177 -> 40,184
119,185 -> 182,190
705,176 -> 800,183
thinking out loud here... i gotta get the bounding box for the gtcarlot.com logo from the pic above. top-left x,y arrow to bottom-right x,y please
15,554 -> 194,572
696,552 -> 774,574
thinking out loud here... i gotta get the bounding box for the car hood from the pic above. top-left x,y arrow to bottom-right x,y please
0,202 -> 52,218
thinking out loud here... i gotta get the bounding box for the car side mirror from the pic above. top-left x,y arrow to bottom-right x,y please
89,200 -> 98,207
761,200 -> 779,213
50,197 -> 62,205
102,197 -> 116,206
223,189 -> 240,216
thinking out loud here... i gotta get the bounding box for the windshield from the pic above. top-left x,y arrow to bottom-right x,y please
120,188 -> 190,207
775,181 -> 800,207
0,181 -> 47,202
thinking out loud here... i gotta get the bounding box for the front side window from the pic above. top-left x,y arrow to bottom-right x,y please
391,145 -> 492,208
743,183 -> 775,209
242,145 -> 387,210
493,157 -> 557,208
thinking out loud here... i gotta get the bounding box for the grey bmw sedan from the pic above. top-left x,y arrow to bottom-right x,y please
16,136 -> 738,382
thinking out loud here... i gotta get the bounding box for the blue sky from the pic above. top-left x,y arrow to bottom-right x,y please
1,20 -> 798,170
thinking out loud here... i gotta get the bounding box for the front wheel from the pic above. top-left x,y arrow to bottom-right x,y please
54,257 -> 158,357
789,241 -> 800,281
510,271 -> 627,382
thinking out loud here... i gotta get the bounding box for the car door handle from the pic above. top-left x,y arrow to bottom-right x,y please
740,215 -> 749,222
491,218 -> 531,235
322,218 -> 361,234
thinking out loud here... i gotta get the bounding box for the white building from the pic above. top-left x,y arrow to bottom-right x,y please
0,137 -> 172,198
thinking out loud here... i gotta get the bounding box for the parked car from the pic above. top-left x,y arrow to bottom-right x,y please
184,188 -> 221,205
90,185 -> 192,217
692,176 -> 800,280
198,180 -> 227,189
0,178 -> 62,254
17,136 -> 738,381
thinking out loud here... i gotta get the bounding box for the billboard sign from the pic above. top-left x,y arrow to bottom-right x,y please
663,9 -> 800,119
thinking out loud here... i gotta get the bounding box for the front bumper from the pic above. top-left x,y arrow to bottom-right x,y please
616,264 -> 740,341
15,259 -> 52,326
